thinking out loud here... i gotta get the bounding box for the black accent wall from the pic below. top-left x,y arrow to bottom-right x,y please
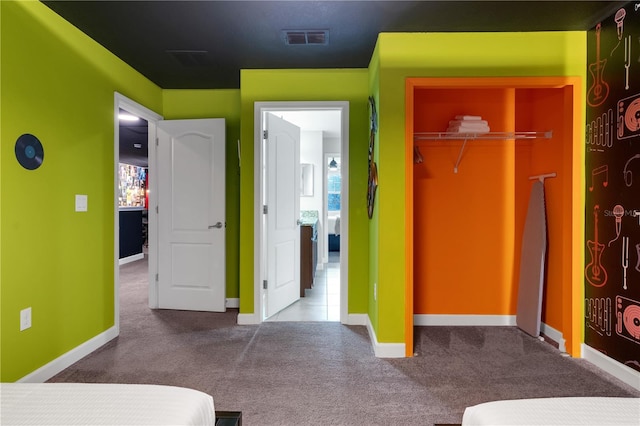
119,210 -> 144,259
585,2 -> 640,372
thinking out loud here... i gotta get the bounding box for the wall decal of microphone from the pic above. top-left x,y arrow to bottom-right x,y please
609,204 -> 625,246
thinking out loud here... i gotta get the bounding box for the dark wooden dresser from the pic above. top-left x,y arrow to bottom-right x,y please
300,223 -> 318,296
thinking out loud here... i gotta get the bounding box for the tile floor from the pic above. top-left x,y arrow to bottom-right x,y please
266,252 -> 341,322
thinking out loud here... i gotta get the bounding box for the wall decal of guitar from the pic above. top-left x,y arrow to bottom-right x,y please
587,23 -> 610,107
586,205 -> 608,287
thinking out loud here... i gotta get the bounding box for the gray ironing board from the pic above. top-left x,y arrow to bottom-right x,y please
516,180 -> 547,337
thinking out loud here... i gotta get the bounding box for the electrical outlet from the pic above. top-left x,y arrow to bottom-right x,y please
20,307 -> 32,331
374,282 -> 377,301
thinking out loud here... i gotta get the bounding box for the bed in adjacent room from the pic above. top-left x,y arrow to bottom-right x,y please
0,383 -> 218,425
328,215 -> 340,252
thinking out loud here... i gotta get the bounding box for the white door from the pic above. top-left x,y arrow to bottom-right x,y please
156,119 -> 226,312
265,113 -> 301,317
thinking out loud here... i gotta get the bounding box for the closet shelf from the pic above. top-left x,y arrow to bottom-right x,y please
413,131 -> 553,141
413,131 -> 553,173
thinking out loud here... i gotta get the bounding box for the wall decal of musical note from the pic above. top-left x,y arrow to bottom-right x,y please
586,205 -> 608,287
623,154 -> 640,186
588,23 -> 610,107
608,204 -> 625,246
636,242 -> 640,273
589,165 -> 609,191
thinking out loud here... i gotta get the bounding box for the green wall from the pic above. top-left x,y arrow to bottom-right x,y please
162,90 -> 242,298
372,32 -> 587,344
238,69 -> 370,316
0,1 -> 162,381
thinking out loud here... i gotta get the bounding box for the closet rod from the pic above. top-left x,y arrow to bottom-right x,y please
529,172 -> 557,183
414,131 -> 553,173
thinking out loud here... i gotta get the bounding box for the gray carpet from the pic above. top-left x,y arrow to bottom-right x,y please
49,258 -> 639,425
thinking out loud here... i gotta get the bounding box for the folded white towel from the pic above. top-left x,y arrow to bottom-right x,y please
448,122 -> 490,129
449,119 -> 488,126
455,115 -> 483,121
447,125 -> 490,133
450,125 -> 490,131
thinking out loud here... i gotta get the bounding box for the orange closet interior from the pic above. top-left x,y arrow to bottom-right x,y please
405,77 -> 582,356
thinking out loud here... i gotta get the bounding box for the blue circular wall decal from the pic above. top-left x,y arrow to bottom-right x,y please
15,134 -> 44,170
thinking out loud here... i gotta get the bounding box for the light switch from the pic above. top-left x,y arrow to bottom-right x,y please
20,307 -> 32,331
75,194 -> 88,212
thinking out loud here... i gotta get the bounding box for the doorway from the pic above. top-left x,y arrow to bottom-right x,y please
114,93 -> 162,333
253,101 -> 349,324
118,109 -> 149,265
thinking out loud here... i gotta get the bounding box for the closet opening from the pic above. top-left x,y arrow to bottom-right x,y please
405,77 -> 582,357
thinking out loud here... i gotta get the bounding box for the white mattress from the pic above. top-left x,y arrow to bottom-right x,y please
0,383 -> 216,426
462,397 -> 640,425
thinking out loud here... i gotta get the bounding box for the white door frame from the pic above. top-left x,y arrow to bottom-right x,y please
253,101 -> 349,324
113,93 -> 163,333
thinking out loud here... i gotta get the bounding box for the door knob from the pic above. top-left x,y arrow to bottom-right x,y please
209,222 -> 223,229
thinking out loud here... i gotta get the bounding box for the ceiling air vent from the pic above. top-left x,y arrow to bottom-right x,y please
282,30 -> 329,46
166,50 -> 210,67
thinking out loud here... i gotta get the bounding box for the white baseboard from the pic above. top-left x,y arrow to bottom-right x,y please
118,253 -> 144,265
226,298 -> 239,309
540,322 -> 566,352
365,316 -> 405,358
346,313 -> 367,326
236,312 -> 260,325
414,314 -> 517,326
18,326 -> 118,383
582,344 -> 640,391
237,312 -> 368,327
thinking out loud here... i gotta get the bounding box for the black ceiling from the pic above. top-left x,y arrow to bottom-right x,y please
119,110 -> 149,167
43,1 -> 627,90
